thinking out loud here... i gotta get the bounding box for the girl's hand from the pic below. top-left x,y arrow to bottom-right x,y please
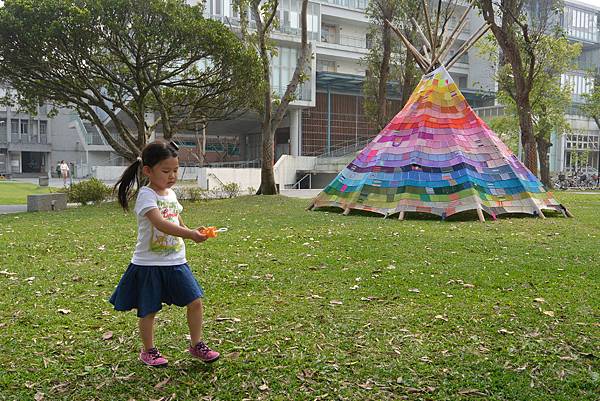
190,228 -> 208,243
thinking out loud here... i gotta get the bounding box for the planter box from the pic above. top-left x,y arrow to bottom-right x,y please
27,193 -> 67,212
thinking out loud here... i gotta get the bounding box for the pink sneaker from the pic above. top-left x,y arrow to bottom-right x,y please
139,347 -> 168,367
189,341 -> 220,363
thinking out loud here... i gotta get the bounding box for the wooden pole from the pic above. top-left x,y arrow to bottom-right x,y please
386,20 -> 429,71
398,211 -> 405,220
343,207 -> 351,216
421,0 -> 436,60
533,204 -> 547,219
433,0 -> 442,56
446,24 -> 490,70
432,2 -> 474,67
476,207 -> 485,222
412,17 -> 432,53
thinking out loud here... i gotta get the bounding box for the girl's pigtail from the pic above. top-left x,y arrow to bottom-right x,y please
114,157 -> 142,211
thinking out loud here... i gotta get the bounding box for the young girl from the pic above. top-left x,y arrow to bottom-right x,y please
109,141 -> 219,367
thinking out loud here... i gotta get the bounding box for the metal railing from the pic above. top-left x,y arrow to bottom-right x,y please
291,173 -> 312,189
206,159 -> 262,168
320,0 -> 368,11
321,33 -> 367,49
316,137 -> 371,158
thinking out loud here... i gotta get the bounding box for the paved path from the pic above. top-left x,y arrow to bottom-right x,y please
0,205 -> 27,215
0,181 -> 322,215
279,189 -> 322,199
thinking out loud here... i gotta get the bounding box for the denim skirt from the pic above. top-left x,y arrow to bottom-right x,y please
109,263 -> 204,318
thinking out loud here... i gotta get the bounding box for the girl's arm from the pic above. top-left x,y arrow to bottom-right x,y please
145,208 -> 206,242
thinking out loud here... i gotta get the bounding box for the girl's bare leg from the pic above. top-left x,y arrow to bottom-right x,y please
187,298 -> 203,345
139,312 -> 157,350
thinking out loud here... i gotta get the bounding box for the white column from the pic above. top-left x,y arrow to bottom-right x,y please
289,108 -> 300,156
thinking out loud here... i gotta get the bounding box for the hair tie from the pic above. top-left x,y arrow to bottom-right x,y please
169,140 -> 180,151
136,156 -> 142,162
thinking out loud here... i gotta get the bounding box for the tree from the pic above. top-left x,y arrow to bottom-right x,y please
581,72 -> 600,129
477,0 -> 565,176
0,0 -> 260,161
363,0 -> 420,131
478,24 -> 580,187
233,0 -> 311,195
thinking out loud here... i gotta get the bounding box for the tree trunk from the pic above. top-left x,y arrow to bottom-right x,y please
376,22 -> 392,130
257,125 -> 277,195
536,135 -> 552,189
515,98 -> 538,175
401,51 -> 418,107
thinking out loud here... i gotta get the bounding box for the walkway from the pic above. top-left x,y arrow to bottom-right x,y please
279,189 -> 322,199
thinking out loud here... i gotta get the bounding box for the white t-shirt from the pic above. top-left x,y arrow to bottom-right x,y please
131,186 -> 187,266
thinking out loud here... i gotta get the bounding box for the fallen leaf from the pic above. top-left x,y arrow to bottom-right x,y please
463,283 -> 475,288
34,392 -> 44,401
498,328 -> 514,335
458,388 -> 486,396
0,270 -> 16,275
357,382 -> 373,390
226,351 -> 240,359
329,300 -> 343,305
57,309 -> 71,315
154,377 -> 170,389
258,383 -> 269,391
533,297 -> 546,303
102,331 -> 113,340
237,264 -> 248,268
98,245 -> 106,251
434,315 -> 448,322
215,317 -> 241,322
408,288 -> 420,293
543,310 -> 555,317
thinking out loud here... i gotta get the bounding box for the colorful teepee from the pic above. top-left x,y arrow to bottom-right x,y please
309,2 -> 570,221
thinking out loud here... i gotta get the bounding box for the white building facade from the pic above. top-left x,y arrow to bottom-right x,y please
2,0 -> 596,178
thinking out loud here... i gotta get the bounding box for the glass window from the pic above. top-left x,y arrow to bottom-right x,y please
40,121 -> 47,136
20,120 -> 28,135
11,119 -> 18,134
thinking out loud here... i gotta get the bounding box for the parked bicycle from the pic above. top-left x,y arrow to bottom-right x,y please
551,170 -> 600,190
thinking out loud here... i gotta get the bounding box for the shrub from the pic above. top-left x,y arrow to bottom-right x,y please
247,186 -> 256,195
221,182 -> 240,198
174,186 -> 212,202
63,178 -> 112,205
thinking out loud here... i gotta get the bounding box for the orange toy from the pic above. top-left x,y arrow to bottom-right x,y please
199,226 -> 228,238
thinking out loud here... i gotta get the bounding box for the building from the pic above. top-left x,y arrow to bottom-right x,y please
477,0 -> 600,175
195,0 -> 496,160
3,0 -> 596,179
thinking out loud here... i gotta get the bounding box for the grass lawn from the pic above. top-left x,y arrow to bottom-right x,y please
0,192 -> 598,400
0,182 -> 54,205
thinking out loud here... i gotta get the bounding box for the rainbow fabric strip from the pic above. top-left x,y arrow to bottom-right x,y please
311,66 -> 565,219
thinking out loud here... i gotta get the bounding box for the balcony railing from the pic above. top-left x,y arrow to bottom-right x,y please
5,132 -> 49,145
321,32 -> 366,48
320,0 -> 367,11
272,82 -> 312,102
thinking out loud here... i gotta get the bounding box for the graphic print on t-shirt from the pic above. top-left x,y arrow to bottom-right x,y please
150,199 -> 184,255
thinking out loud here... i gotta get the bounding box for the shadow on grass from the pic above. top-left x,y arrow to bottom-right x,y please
311,206 -> 566,222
